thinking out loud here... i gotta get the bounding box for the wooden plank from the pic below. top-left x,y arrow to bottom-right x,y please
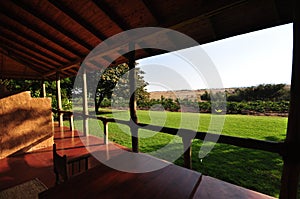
48,0 -> 106,42
194,176 -> 276,199
0,36 -> 61,68
137,122 -> 283,154
0,42 -> 50,71
10,0 -> 93,51
279,1 -> 300,198
87,114 -> 283,155
0,29 -> 66,65
39,155 -> 202,199
44,59 -> 82,77
92,0 -> 129,30
0,7 -> 84,58
141,0 -> 160,25
0,48 -> 45,76
0,23 -> 73,61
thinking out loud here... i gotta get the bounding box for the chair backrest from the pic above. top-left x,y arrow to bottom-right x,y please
53,143 -> 69,185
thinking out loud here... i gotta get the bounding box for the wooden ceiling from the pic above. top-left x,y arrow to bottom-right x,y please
0,0 -> 293,80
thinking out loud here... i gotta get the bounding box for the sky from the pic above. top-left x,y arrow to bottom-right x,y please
137,23 -> 293,92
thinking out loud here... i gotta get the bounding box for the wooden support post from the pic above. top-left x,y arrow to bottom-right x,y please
128,42 -> 139,153
69,112 -> 74,131
42,81 -> 46,98
182,136 -> 192,169
56,72 -> 63,127
280,2 -> 300,198
103,120 -> 108,144
82,67 -> 89,136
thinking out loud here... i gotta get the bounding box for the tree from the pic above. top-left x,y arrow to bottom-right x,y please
0,79 -> 43,97
0,78 -> 74,110
94,63 -> 149,113
227,84 -> 290,102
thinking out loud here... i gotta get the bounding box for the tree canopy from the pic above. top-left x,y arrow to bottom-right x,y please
226,84 -> 290,102
94,63 -> 149,113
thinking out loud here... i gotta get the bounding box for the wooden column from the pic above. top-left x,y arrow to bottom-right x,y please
82,67 -> 89,136
128,42 -> 138,153
182,136 -> 192,169
280,2 -> 300,198
103,120 -> 108,144
42,80 -> 46,98
56,72 -> 63,127
69,112 -> 74,131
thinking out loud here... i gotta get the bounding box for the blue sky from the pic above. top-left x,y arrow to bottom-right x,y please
138,23 -> 293,92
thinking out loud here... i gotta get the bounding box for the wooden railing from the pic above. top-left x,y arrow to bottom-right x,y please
52,109 -> 74,131
61,111 -> 286,169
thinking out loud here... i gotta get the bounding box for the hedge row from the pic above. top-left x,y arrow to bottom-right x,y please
99,97 -> 289,114
137,99 -> 289,114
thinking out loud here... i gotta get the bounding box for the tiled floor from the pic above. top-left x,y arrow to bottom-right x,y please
0,125 -> 276,199
0,125 -> 113,190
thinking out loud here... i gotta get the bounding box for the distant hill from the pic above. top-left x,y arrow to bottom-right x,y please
149,85 -> 290,102
149,88 -> 235,102
150,90 -> 204,101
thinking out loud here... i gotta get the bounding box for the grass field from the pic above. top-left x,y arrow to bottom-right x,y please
72,110 -> 288,197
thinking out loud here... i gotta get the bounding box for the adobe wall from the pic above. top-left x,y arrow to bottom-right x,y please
0,91 -> 53,159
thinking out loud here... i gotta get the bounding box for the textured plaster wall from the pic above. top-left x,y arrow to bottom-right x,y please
0,91 -> 53,159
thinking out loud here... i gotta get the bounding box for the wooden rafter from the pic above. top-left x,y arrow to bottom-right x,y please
44,59 -> 82,77
0,39 -> 60,70
0,48 -> 45,76
0,31 -> 64,66
92,0 -> 129,31
48,0 -> 107,42
141,0 -> 160,25
0,8 -> 84,57
0,72 -> 44,80
10,0 -> 93,51
4,48 -> 54,72
0,23 -> 73,61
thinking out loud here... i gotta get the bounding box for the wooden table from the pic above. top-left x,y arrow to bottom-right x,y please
39,153 -> 202,199
194,176 -> 276,199
39,151 -> 276,199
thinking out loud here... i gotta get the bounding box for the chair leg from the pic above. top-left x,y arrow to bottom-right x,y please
55,171 -> 60,185
85,158 -> 88,171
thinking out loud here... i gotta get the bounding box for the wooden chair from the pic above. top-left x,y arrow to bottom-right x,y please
53,143 -> 90,185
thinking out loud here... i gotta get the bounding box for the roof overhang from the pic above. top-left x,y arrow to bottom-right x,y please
0,0 -> 293,80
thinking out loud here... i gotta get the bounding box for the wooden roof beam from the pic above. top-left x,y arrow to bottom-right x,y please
136,41 -> 169,57
44,59 -> 82,77
0,7 -> 84,58
0,31 -> 65,66
0,43 -> 57,72
0,47 -> 46,76
92,0 -> 130,31
141,0 -> 161,25
0,23 -> 74,61
0,72 -> 46,80
48,0 -> 107,42
0,38 -> 60,69
10,0 -> 93,51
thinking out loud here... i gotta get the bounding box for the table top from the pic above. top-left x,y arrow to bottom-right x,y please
39,153 -> 202,199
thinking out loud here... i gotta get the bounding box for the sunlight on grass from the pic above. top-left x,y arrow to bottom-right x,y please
70,109 -> 288,197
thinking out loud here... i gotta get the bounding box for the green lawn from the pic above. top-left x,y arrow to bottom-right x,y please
72,110 -> 288,197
